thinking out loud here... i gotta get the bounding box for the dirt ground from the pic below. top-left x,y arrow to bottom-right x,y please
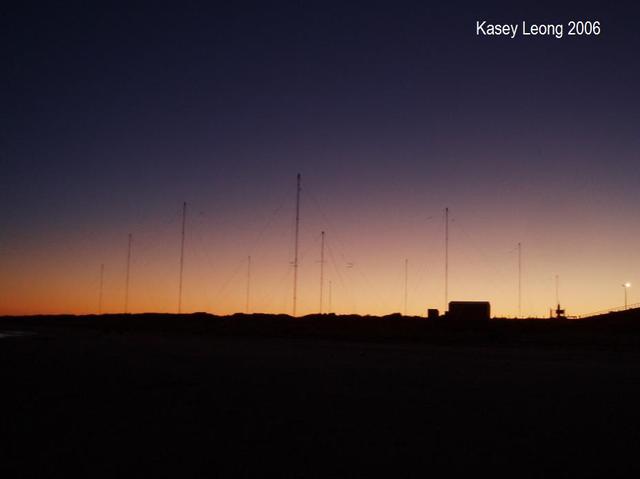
2,315 -> 640,477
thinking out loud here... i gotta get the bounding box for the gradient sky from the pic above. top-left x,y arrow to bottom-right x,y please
2,1 -> 639,316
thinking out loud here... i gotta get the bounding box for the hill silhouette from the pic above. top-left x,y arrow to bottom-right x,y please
3,308 -> 640,350
3,310 -> 640,477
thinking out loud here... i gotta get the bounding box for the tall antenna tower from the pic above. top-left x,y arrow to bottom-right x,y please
319,231 -> 325,313
246,255 -> 251,314
98,263 -> 104,314
178,201 -> 187,314
124,233 -> 132,313
444,207 -> 449,310
292,173 -> 301,317
403,258 -> 408,315
518,242 -> 522,317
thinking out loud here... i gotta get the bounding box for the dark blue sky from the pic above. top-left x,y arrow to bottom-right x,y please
2,1 -> 640,315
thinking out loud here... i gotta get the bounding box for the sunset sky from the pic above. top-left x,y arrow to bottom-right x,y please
2,1 -> 639,317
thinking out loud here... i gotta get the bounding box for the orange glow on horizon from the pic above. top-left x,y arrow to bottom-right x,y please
1,183 -> 638,318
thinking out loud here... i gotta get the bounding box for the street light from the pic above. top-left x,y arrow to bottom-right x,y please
623,282 -> 631,309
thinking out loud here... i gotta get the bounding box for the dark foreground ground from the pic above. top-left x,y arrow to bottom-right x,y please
2,312 -> 640,477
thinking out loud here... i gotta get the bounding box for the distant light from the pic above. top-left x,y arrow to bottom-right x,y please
624,282 -> 631,288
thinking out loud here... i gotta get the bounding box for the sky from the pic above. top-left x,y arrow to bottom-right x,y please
1,1 -> 639,317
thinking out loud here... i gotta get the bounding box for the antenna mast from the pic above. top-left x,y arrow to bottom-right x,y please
518,242 -> 522,317
98,263 -> 104,314
445,207 -> 449,310
404,258 -> 408,315
124,233 -> 132,313
293,174 -> 301,317
178,201 -> 187,314
246,255 -> 251,313
319,231 -> 325,313
555,274 -> 560,306
328,280 -> 332,314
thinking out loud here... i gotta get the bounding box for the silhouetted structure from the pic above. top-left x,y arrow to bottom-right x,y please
446,301 -> 491,320
444,207 -> 449,309
292,174 -> 301,316
178,201 -> 187,314
554,304 -> 566,319
428,309 -> 439,320
124,233 -> 132,313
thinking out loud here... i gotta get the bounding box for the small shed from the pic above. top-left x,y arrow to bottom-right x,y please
446,301 -> 491,320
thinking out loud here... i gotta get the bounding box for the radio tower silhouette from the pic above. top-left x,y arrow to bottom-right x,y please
292,174 -> 301,317
178,202 -> 187,314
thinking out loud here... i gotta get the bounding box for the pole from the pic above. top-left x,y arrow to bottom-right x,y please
445,207 -> 449,311
518,242 -> 522,318
246,255 -> 251,314
328,280 -> 332,314
98,263 -> 104,314
293,174 -> 301,317
178,201 -> 187,314
555,274 -> 560,306
625,286 -> 628,309
404,258 -> 408,316
319,231 -> 325,313
124,233 -> 132,313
